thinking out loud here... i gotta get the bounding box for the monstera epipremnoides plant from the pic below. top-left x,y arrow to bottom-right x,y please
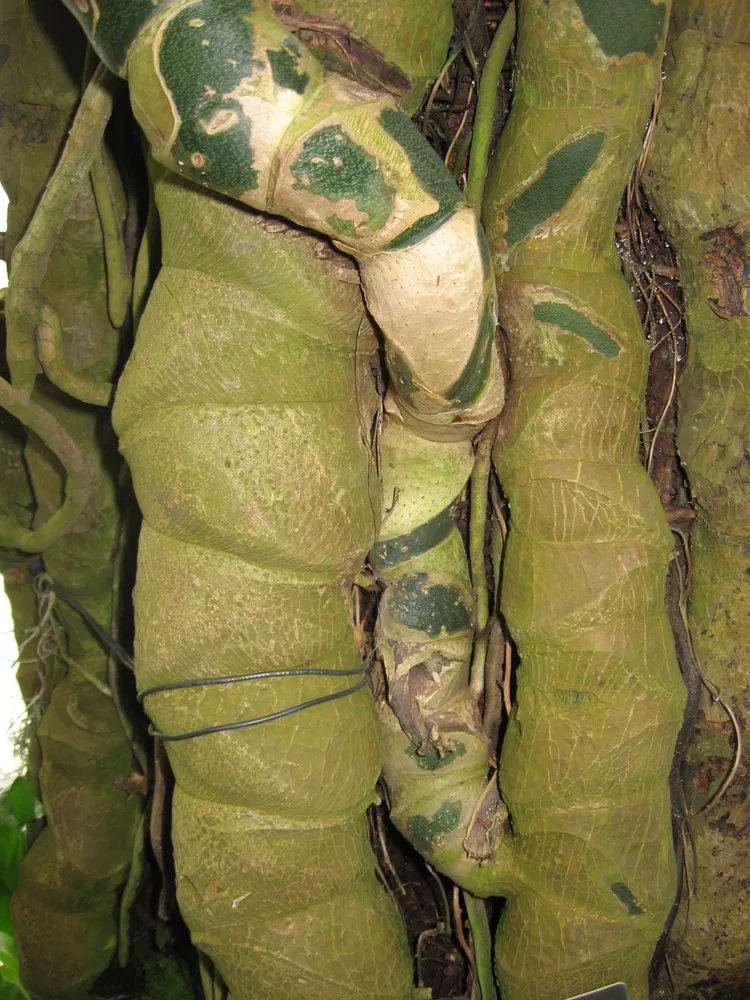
1,0 -> 747,997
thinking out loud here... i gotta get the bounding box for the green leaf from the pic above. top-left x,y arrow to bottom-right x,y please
0,890 -> 14,937
0,826 -> 23,894
0,977 -> 30,1000
2,781 -> 36,827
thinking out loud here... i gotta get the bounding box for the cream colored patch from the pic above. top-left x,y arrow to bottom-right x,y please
361,206 -> 487,397
89,0 -> 100,31
537,323 -> 568,366
228,76 -> 309,207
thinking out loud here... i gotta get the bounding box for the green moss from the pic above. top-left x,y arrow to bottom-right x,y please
291,125 -> 395,230
328,214 -> 358,237
575,0 -> 666,57
371,504 -> 456,569
407,801 -> 461,854
159,0 -> 260,194
505,132 -> 605,246
267,43 -> 310,93
406,742 -> 466,770
63,0 -> 171,73
534,301 -> 620,359
379,107 -> 460,249
389,573 -> 472,637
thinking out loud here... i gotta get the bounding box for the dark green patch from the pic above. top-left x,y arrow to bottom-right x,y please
63,0 -> 174,73
0,44 -> 9,70
389,573 -> 471,638
478,222 -> 492,282
407,801 -> 461,854
505,132 -> 605,246
554,689 -> 593,705
575,0 -> 665,57
290,125 -> 395,231
267,42 -> 309,93
327,214 -> 358,237
371,504 -> 456,570
445,292 -> 496,408
387,347 -> 417,398
379,107 -> 460,249
407,741 -> 466,770
611,882 -> 644,916
534,301 -> 620,359
159,0 -> 261,194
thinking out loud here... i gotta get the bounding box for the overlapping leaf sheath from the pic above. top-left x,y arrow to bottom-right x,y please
1,1 -> 142,994
112,169 -> 415,1000
643,2 -> 750,990
481,1 -> 685,996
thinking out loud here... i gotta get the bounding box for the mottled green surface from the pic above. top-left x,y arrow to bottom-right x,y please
407,801 -> 461,855
643,1 -> 750,990
160,0 -> 260,194
370,504 -> 455,569
290,125 -> 395,229
379,108 -> 460,248
388,574 -> 472,638
267,40 -> 309,92
59,0 -> 170,74
483,0 -> 684,996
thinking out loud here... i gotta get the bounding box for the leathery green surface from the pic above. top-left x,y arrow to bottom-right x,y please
112,168 -> 413,999
643,1 -> 750,989
1,2 -> 142,994
482,1 -> 685,996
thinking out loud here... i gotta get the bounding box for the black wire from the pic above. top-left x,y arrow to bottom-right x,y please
147,674 -> 369,742
138,665 -> 366,701
27,564 -> 370,741
33,572 -> 136,672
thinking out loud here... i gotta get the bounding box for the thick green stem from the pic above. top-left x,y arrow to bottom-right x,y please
465,3 -> 516,216
643,1 -> 750,989
481,1 -> 685,996
463,893 -> 497,1000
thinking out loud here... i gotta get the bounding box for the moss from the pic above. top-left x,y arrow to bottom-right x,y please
407,801 -> 461,854
159,0 -> 260,194
267,42 -> 309,93
389,573 -> 471,637
291,125 -> 395,230
505,132 -> 605,246
575,0 -> 666,57
534,301 -> 620,359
